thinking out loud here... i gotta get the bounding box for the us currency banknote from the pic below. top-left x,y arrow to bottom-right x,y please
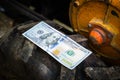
22,21 -> 92,70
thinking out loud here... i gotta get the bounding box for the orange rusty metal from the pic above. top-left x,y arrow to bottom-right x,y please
89,28 -> 106,45
88,18 -> 120,61
110,0 -> 120,11
69,0 -> 120,64
69,0 -> 108,35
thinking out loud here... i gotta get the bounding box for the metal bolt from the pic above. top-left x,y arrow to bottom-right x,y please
74,1 -> 80,7
88,24 -> 92,28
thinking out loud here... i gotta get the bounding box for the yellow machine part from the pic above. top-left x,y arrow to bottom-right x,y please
69,0 -> 120,64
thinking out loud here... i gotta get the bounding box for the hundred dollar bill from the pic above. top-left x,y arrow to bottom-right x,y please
22,21 -> 92,70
